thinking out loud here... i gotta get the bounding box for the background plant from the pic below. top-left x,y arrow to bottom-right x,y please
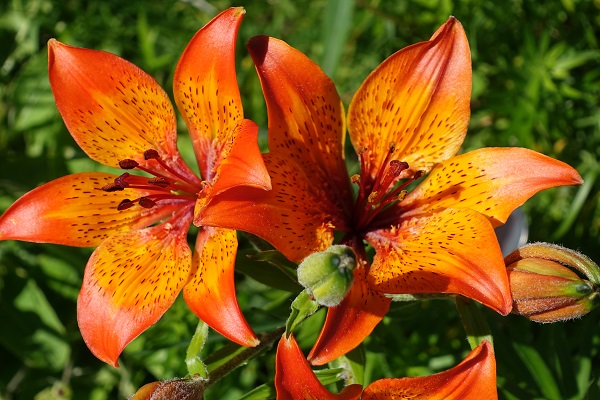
0,0 -> 599,399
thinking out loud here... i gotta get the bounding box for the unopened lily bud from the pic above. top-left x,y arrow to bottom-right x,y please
506,243 -> 600,322
297,245 -> 356,307
130,378 -> 204,400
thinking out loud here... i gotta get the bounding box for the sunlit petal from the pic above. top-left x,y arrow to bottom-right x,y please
400,147 -> 583,226
367,208 -> 512,315
0,173 -> 181,247
196,153 -> 344,262
308,269 -> 391,365
194,119 -> 271,217
48,40 -> 193,180
362,340 -> 497,400
77,212 -> 193,366
184,227 -> 258,347
248,35 -> 353,217
348,17 -> 471,184
276,333 -> 363,400
173,7 -> 245,180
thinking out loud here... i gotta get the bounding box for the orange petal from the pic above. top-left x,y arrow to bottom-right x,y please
48,40 -> 193,179
400,147 -> 583,226
362,340 -> 497,400
248,35 -> 354,217
308,268 -> 391,365
183,227 -> 258,347
173,7 -> 245,180
276,333 -> 363,400
77,214 -> 193,366
196,153 -> 343,262
0,173 -> 180,247
348,17 -> 471,184
193,119 -> 271,218
367,208 -> 512,315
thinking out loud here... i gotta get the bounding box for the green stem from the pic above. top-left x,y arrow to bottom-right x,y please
207,326 -> 286,385
455,296 -> 493,350
186,319 -> 209,379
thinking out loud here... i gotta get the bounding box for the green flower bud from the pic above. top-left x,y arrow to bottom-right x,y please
297,245 -> 356,307
506,243 -> 600,323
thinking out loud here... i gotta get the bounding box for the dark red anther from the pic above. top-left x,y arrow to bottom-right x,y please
148,177 -> 170,188
388,160 -> 409,176
101,182 -> 124,192
117,199 -> 135,210
114,173 -> 131,188
119,159 -> 139,169
413,170 -> 425,179
144,149 -> 160,160
138,197 -> 156,208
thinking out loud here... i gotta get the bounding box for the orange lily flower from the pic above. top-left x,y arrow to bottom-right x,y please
0,7 -> 271,366
196,17 -> 582,364
276,333 -> 497,400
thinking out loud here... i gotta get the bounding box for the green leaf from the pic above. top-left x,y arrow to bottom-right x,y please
286,290 -> 319,336
237,249 -> 302,293
185,320 -> 209,379
513,342 -> 562,400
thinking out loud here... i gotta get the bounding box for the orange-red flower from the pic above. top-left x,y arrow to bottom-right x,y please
0,7 -> 271,366
275,333 -> 497,400
196,17 -> 582,364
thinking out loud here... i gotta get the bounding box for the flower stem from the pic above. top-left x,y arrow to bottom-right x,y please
207,326 -> 286,385
186,319 -> 209,379
455,296 -> 493,350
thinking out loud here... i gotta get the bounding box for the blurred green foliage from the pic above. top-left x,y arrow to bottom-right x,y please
1,0 -> 599,399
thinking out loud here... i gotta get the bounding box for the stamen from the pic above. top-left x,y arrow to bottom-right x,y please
117,199 -> 134,210
388,142 -> 396,153
148,177 -> 170,188
144,149 -> 160,160
102,182 -> 124,192
350,174 -> 360,184
138,197 -> 156,208
114,173 -> 131,188
119,159 -> 139,169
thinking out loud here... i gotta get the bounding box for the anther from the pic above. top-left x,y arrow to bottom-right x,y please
114,173 -> 131,188
101,182 -> 124,192
119,159 -> 139,169
148,177 -> 170,188
414,170 -> 425,179
350,174 -> 361,184
144,149 -> 160,160
117,199 -> 134,210
138,197 -> 156,208
388,142 -> 396,153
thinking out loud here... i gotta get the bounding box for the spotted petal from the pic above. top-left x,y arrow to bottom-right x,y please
0,173 -> 180,247
248,35 -> 353,217
173,7 -> 245,180
48,41 -> 196,183
362,340 -> 497,400
308,268 -> 390,365
348,17 -> 471,185
367,208 -> 512,315
276,333 -> 363,400
183,227 -> 258,347
197,153 -> 343,262
399,147 -> 583,226
193,119 -> 271,220
77,213 -> 193,366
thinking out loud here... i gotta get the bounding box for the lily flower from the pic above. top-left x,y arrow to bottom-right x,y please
0,7 -> 271,366
276,333 -> 497,400
196,17 -> 582,364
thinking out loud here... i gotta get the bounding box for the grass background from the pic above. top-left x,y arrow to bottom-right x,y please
1,0 -> 599,398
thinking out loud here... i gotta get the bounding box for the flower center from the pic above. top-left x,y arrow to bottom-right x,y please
101,149 -> 200,210
351,143 -> 423,230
